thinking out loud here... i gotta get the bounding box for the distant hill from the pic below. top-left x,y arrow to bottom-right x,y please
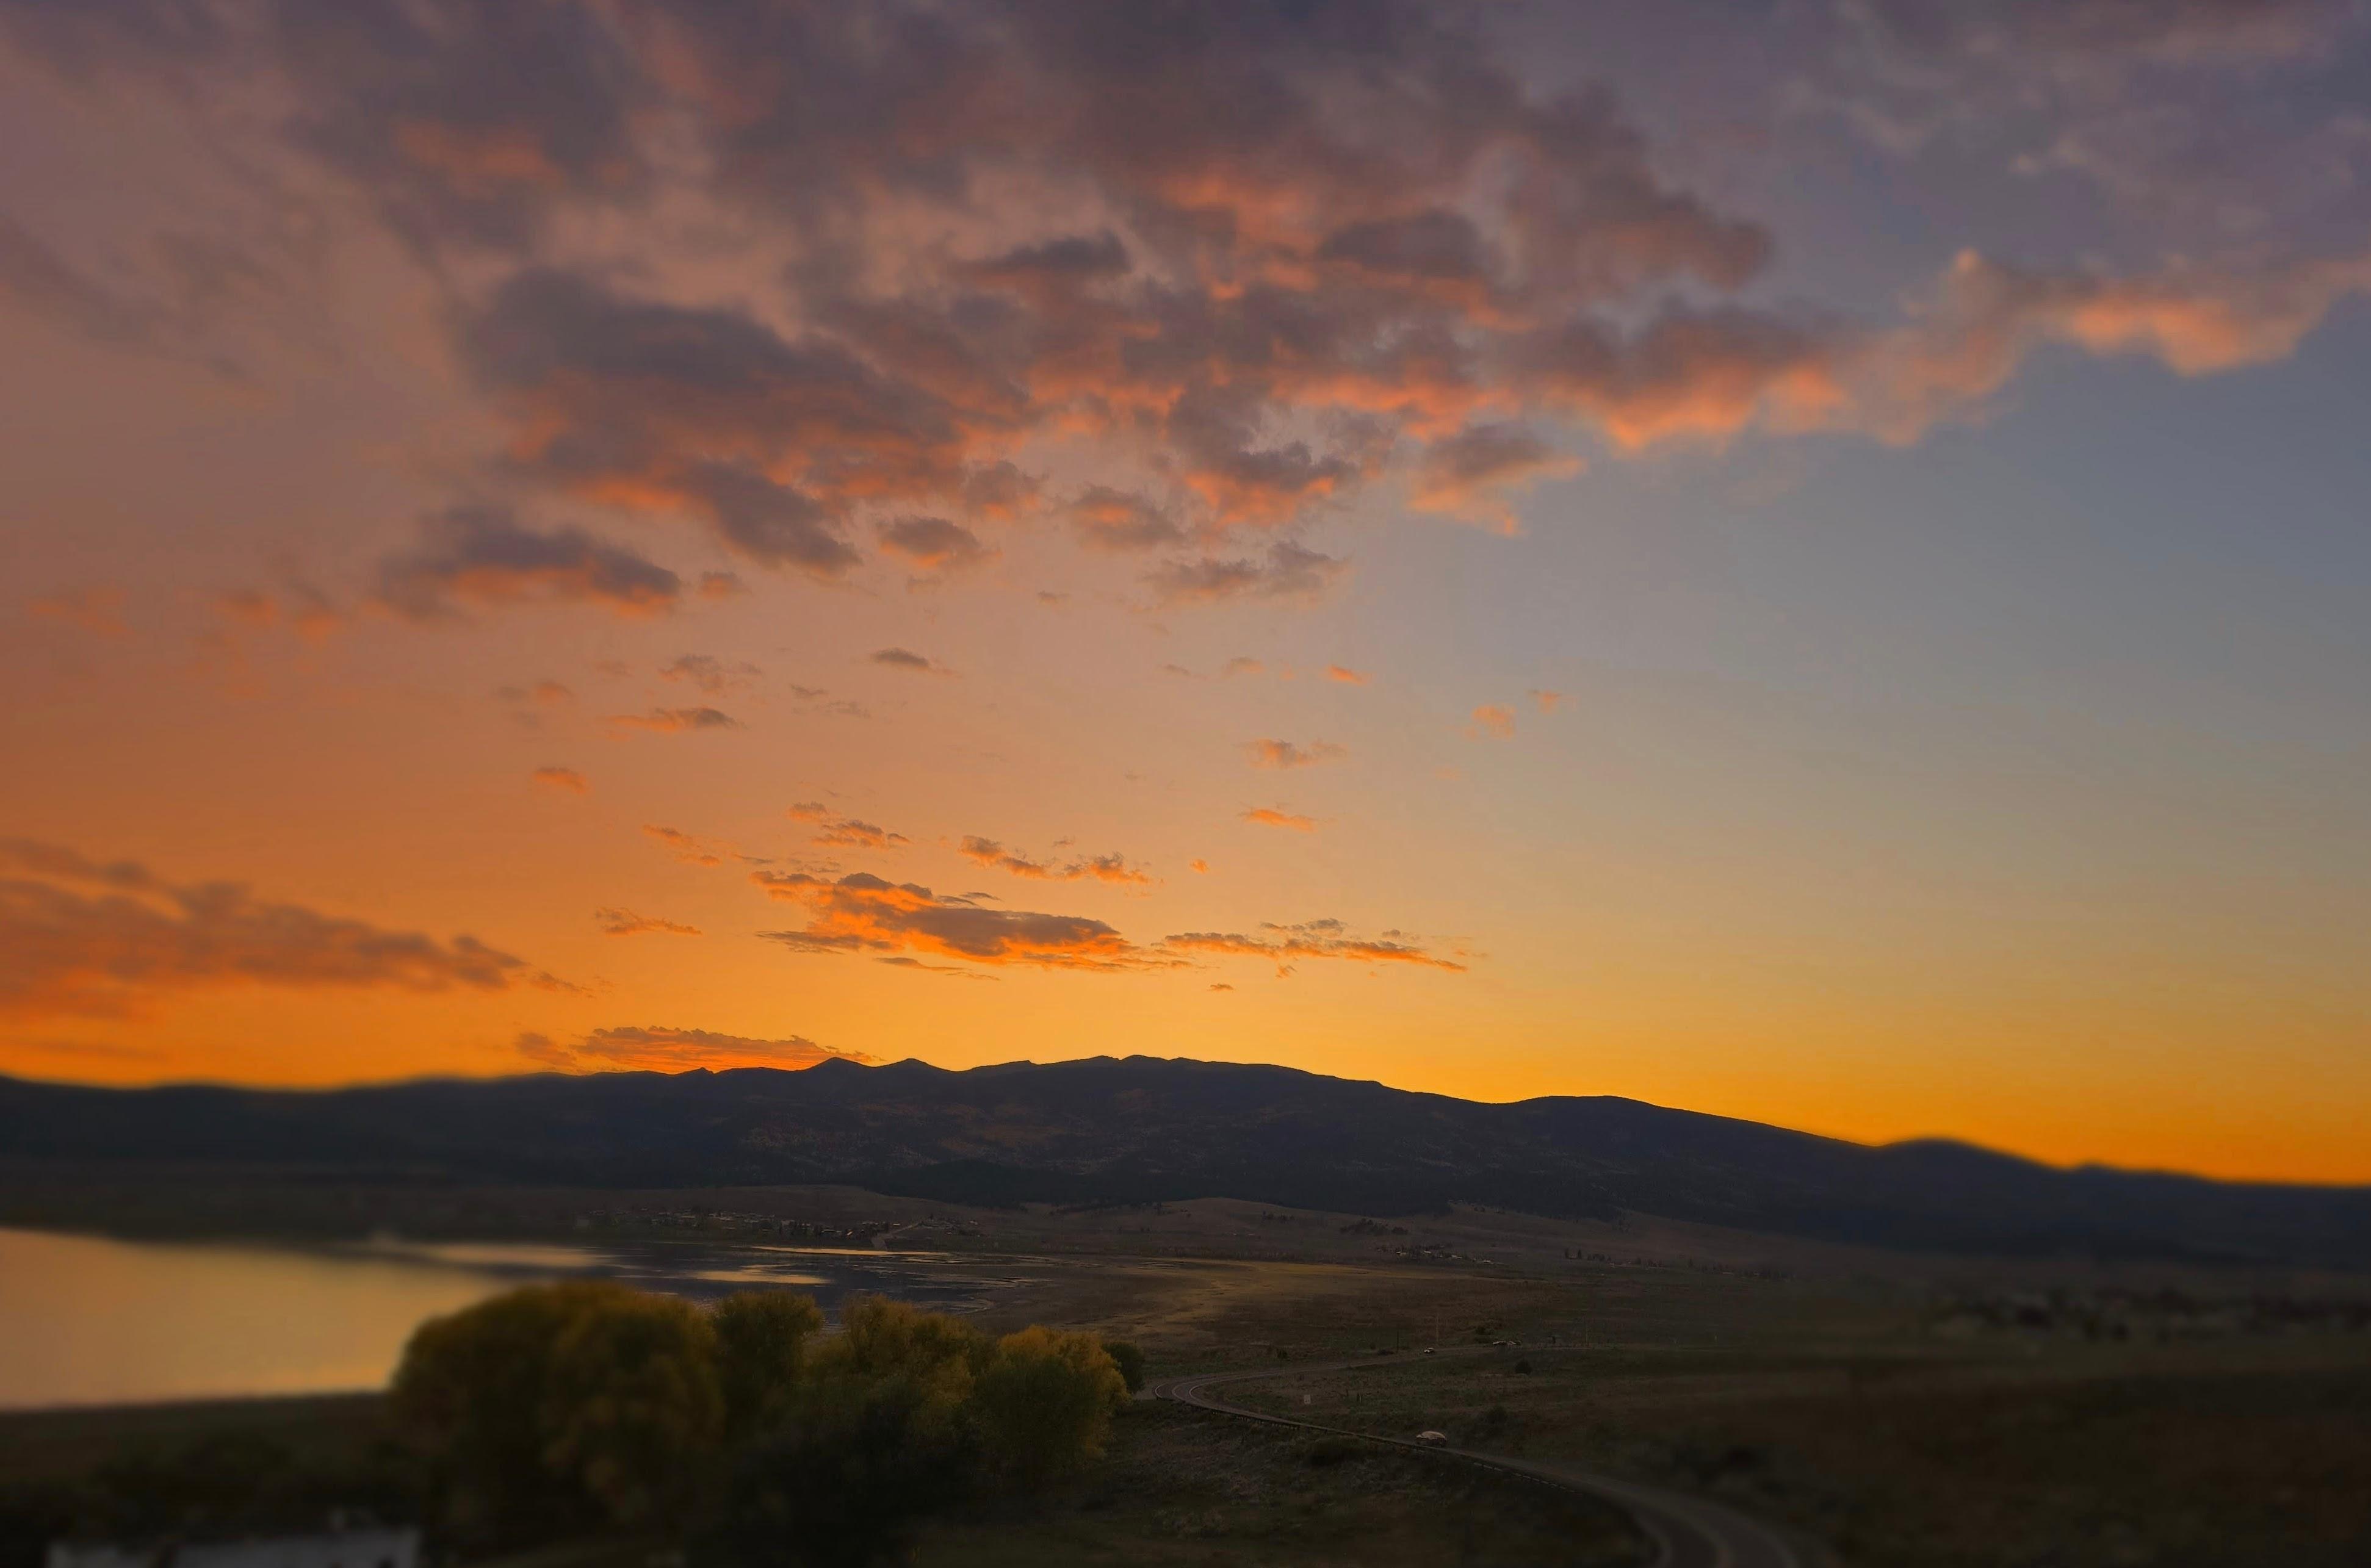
2,1056 -> 2366,1267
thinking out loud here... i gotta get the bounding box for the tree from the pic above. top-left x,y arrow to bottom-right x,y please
540,1289 -> 723,1528
712,1290 -> 825,1442
392,1281 -> 633,1545
704,1372 -> 971,1568
966,1327 -> 1128,1490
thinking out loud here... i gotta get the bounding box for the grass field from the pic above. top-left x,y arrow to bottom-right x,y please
4,1184 -> 2369,1566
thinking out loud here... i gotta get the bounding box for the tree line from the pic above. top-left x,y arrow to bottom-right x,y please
392,1281 -> 1144,1566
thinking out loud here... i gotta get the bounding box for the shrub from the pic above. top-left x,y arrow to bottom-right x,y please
968,1327 -> 1130,1491
713,1291 -> 825,1441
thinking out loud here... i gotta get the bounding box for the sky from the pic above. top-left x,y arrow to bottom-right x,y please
3,0 -> 2369,1184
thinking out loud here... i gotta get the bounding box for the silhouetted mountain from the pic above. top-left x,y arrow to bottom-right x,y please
2,1057 -> 2365,1266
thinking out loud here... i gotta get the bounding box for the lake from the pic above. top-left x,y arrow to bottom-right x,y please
0,1226 -> 1001,1411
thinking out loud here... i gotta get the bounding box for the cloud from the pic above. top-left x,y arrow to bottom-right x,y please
1189,858 -> 1211,874
1241,808 -> 1318,832
214,585 -> 342,641
1161,918 -> 1466,973
1470,703 -> 1517,739
531,766 -> 590,794
1325,664 -> 1370,685
876,515 -> 995,573
1407,423 -> 1583,528
753,871 -> 1159,970
0,839 -> 562,1020
593,908 -> 702,937
1529,689 -> 1564,713
660,653 -> 762,695
1243,739 -> 1348,769
1069,487 -> 1185,552
518,1024 -> 871,1073
1146,542 -> 1348,606
10,0 -> 2368,573
606,706 -> 742,735
870,646 -> 953,674
788,802 -> 908,851
643,824 -> 731,866
958,836 -> 1153,886
27,587 -> 126,636
377,505 -> 680,620
1221,657 -> 1265,678
697,570 -> 748,599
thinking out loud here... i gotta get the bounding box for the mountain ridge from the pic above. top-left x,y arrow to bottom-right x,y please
2,1055 -> 2364,1267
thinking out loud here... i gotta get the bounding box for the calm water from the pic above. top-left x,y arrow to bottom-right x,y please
0,1226 -> 995,1411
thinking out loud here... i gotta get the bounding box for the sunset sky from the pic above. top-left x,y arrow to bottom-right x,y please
4,0 -> 2369,1183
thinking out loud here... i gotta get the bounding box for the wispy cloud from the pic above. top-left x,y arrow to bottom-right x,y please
1241,808 -> 1318,832
377,505 -> 679,620
606,706 -> 742,735
872,647 -> 954,675
27,587 -> 125,637
660,653 -> 762,695
1469,704 -> 1517,740
1244,739 -> 1348,770
518,1024 -> 870,1072
789,803 -> 908,851
0,840 -> 564,1020
958,836 -> 1153,886
1161,919 -> 1466,974
593,907 -> 702,937
755,871 -> 1163,970
530,766 -> 590,794
1326,664 -> 1371,686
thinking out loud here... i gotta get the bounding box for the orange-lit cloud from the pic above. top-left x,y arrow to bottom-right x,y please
1325,664 -> 1370,685
660,654 -> 762,695
1147,543 -> 1346,606
643,825 -> 732,867
789,804 -> 908,851
530,766 -> 590,794
517,1024 -> 872,1072
697,571 -> 746,599
0,840 -> 561,1020
378,505 -> 679,620
1070,487 -> 1184,552
606,706 -> 742,735
872,647 -> 953,675
593,907 -> 702,937
958,836 -> 1152,886
27,587 -> 125,636
877,515 -> 995,573
1407,423 -> 1582,528
753,871 -> 1157,970
1243,739 -> 1348,769
1470,704 -> 1517,740
1529,689 -> 1564,713
1241,808 -> 1318,832
1160,919 -> 1467,973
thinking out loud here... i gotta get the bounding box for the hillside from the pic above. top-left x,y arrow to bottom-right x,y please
2,1056 -> 2365,1266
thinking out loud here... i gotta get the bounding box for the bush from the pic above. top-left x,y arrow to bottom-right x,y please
713,1290 -> 824,1440
538,1289 -> 721,1528
703,1373 -> 970,1568
967,1327 -> 1128,1490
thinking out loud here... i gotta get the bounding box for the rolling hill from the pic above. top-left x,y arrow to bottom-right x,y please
2,1056 -> 2365,1266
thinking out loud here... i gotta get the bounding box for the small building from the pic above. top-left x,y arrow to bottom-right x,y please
48,1525 -> 420,1568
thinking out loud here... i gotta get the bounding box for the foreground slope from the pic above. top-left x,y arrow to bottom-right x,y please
2,1056 -> 2364,1265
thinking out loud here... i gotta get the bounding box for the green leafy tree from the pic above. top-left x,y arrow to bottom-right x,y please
712,1290 -> 825,1442
703,1372 -> 971,1568
392,1281 -> 632,1545
966,1326 -> 1129,1490
540,1289 -> 723,1528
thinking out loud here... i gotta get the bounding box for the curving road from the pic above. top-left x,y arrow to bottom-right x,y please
1149,1356 -> 1808,1568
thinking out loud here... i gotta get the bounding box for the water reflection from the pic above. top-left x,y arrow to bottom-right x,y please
0,1226 -> 1001,1411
